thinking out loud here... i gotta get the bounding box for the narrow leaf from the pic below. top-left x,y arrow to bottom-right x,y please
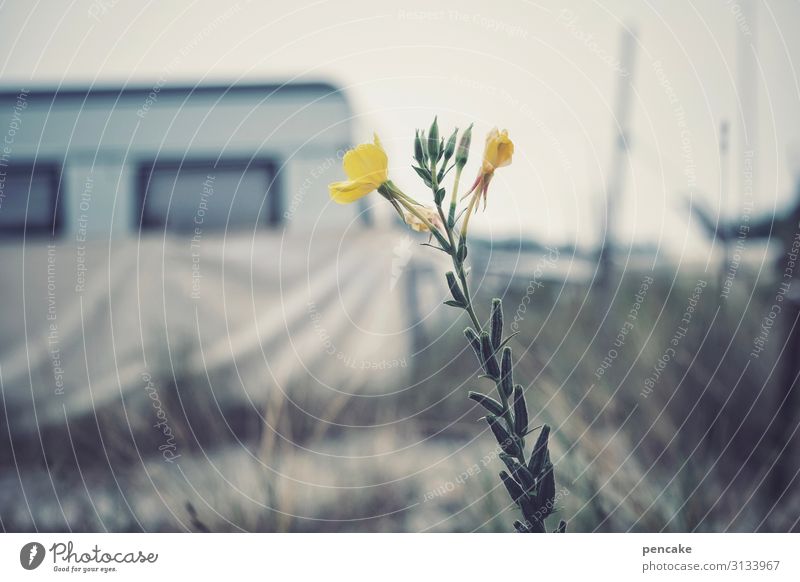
464,327 -> 483,366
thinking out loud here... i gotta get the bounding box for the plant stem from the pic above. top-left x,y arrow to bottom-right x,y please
434,184 -> 524,466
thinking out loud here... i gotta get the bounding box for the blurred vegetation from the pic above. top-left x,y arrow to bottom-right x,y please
2,266 -> 798,532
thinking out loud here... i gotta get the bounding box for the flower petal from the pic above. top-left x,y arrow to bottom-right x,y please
342,142 -> 388,186
329,179 -> 376,204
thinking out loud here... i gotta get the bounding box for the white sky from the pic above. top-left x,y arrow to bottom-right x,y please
2,0 -> 799,259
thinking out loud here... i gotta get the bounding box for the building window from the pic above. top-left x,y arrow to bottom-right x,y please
136,160 -> 280,232
0,163 -> 61,236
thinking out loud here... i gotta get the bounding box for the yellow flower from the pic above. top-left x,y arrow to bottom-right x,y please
328,134 -> 389,204
403,205 -> 443,233
465,128 -> 514,213
481,128 -> 514,174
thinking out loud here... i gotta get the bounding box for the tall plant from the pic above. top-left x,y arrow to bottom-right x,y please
329,119 -> 565,533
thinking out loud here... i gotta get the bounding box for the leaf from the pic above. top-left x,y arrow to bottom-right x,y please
496,331 -> 520,351
411,165 -> 432,187
463,327 -> 483,365
443,300 -> 465,308
445,271 -> 467,305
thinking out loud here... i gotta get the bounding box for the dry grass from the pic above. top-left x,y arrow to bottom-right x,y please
2,266 -> 798,532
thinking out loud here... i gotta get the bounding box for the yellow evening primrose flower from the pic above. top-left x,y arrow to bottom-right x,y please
481,128 -> 514,175
465,128 -> 514,212
328,134 -> 389,204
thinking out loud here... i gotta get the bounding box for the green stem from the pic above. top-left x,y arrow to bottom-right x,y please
436,184 -> 523,466
448,165 -> 463,226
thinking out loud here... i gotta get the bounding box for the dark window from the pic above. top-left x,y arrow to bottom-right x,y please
137,160 -> 280,232
0,163 -> 61,236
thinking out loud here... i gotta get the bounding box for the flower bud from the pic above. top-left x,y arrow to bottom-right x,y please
490,298 -> 503,350
513,384 -> 528,436
468,391 -> 504,416
428,117 -> 440,161
455,123 -> 473,168
500,346 -> 513,398
499,470 -> 524,502
535,462 -> 556,517
528,425 -> 550,476
444,128 -> 458,162
487,417 -> 519,456
480,332 -> 501,379
414,130 -> 425,165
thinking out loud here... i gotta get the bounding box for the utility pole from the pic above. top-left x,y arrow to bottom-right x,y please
597,26 -> 638,289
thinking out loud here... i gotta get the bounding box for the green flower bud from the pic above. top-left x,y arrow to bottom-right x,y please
428,117 -> 440,161
513,384 -> 528,436
444,128 -> 458,161
500,346 -> 513,398
455,123 -> 473,168
480,332 -> 501,380
490,298 -> 503,350
414,130 -> 425,165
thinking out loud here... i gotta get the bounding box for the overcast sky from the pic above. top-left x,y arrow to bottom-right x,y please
1,0 -> 799,260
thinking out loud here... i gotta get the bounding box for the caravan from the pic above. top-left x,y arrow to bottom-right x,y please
0,81 -> 423,436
